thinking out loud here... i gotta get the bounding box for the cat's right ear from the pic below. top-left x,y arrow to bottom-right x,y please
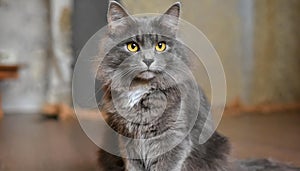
107,1 -> 129,23
107,1 -> 133,32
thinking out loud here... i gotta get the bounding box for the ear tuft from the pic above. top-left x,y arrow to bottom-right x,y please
107,1 -> 130,23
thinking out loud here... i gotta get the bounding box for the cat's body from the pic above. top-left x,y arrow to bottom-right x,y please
97,1 -> 300,171
99,76 -> 230,171
98,132 -> 229,171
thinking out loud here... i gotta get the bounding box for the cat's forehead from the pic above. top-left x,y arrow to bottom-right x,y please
133,16 -> 160,33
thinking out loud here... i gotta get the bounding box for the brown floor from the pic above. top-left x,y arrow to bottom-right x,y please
218,111 -> 300,166
0,114 -> 99,171
0,112 -> 299,171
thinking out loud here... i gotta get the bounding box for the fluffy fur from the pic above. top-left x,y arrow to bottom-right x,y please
96,1 -> 300,171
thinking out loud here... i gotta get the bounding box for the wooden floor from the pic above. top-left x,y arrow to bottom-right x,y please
218,111 -> 300,166
0,114 -> 99,171
0,112 -> 299,171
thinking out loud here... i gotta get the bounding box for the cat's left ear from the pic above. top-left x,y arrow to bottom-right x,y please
159,2 -> 181,33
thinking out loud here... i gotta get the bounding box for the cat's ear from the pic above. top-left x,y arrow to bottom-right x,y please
107,1 -> 130,23
159,2 -> 181,33
107,1 -> 134,33
164,2 -> 181,18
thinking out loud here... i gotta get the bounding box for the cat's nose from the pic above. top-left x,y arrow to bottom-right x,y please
143,58 -> 154,67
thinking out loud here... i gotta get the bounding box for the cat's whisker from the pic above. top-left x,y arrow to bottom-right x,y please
111,67 -> 141,89
160,70 -> 177,88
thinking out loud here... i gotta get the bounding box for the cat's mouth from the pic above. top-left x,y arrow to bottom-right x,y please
135,71 -> 156,80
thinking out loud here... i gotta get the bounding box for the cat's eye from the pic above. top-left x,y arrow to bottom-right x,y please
155,42 -> 167,52
127,42 -> 139,52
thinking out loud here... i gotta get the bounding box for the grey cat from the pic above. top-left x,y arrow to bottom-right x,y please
97,1 -> 300,171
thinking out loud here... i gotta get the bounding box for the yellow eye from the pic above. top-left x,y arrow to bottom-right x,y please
155,42 -> 166,52
127,42 -> 139,52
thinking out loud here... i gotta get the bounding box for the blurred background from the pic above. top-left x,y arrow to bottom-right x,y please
0,0 -> 299,170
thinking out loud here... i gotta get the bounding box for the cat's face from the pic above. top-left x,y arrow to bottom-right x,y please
99,2 -> 188,91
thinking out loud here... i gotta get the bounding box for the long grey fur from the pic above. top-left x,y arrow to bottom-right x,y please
96,1 -> 300,171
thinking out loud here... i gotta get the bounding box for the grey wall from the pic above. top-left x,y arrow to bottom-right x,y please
0,0 -> 49,113
72,0 -> 111,58
0,0 -> 112,113
72,0 -> 112,104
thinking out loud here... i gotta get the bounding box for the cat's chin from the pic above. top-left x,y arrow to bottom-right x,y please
135,71 -> 156,80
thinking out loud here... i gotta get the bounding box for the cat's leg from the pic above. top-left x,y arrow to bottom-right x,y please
125,139 -> 191,171
98,148 -> 125,171
149,139 -> 192,171
181,132 -> 231,171
119,138 -> 146,171
125,159 -> 145,171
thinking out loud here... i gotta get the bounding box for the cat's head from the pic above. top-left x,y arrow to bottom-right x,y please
99,1 -> 190,91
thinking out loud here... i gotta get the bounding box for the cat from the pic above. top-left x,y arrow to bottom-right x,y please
96,1 -> 300,171
97,2 -> 229,170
